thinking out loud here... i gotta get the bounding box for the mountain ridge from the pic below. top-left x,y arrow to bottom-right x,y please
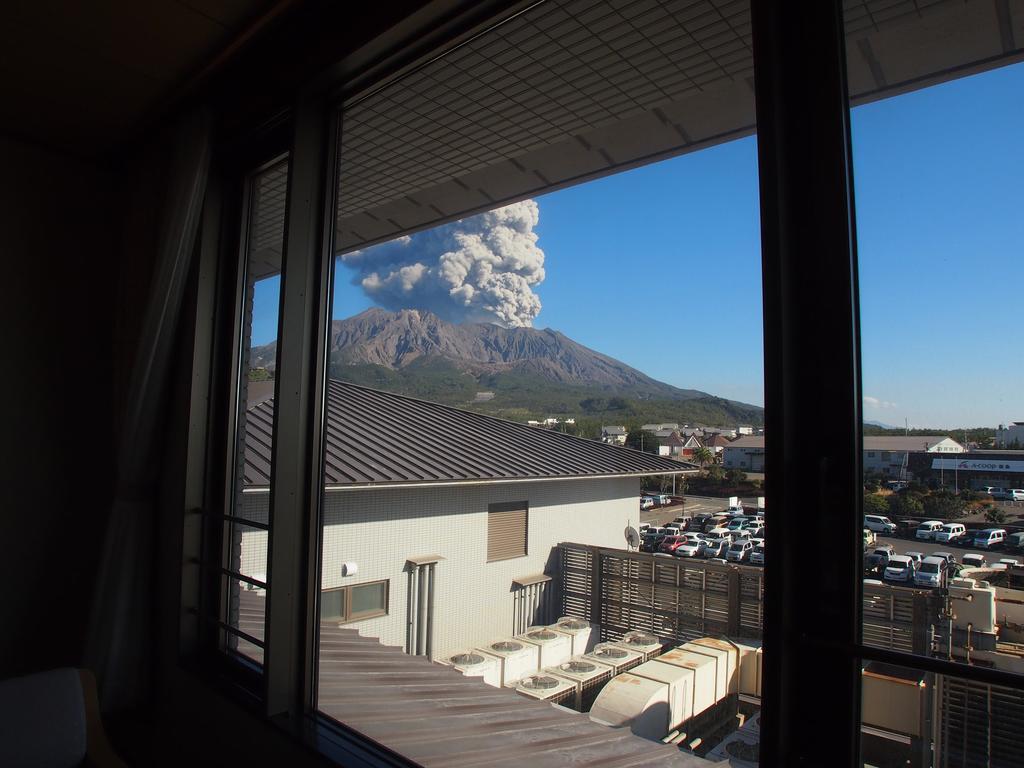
250,308 -> 763,424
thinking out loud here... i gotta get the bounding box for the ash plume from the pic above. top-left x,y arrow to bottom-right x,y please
339,200 -> 545,327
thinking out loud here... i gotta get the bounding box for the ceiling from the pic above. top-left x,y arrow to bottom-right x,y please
0,0 -> 284,157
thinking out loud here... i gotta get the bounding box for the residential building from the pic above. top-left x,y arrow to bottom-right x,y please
240,382 -> 692,656
641,422 -> 679,433
723,435 -> 766,472
601,425 -> 627,445
737,425 -> 755,435
864,436 -> 965,477
996,422 -> 1024,448
705,433 -> 733,458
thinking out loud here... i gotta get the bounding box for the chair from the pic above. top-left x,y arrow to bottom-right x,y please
0,668 -> 127,767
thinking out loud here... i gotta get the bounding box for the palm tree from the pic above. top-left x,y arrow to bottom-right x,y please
691,446 -> 714,471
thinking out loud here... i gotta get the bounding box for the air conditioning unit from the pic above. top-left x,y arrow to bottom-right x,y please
705,711 -> 761,767
589,671 -> 672,742
731,640 -> 763,698
514,673 -> 577,706
480,639 -> 539,686
631,659 -> 696,733
439,649 -> 503,688
550,656 -> 614,711
613,630 -> 663,661
583,642 -> 644,674
655,646 -> 719,717
683,638 -> 735,699
517,626 -> 572,669
553,616 -> 597,655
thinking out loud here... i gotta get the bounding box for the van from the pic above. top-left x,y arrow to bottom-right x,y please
915,520 -> 944,541
864,515 -> 897,534
934,523 -> 966,544
973,528 -> 1007,549
883,555 -> 915,583
913,556 -> 949,589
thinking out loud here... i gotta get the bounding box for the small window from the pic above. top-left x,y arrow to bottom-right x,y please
487,501 -> 528,562
321,581 -> 388,623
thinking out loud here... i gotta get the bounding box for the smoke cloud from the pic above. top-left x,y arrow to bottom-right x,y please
339,200 -> 545,327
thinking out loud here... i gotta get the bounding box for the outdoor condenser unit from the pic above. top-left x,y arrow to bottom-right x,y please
440,649 -> 503,688
613,630 -> 664,662
550,657 -> 614,711
513,673 -> 577,706
584,642 -> 644,675
479,639 -> 539,686
517,626 -> 573,669
553,616 -> 597,655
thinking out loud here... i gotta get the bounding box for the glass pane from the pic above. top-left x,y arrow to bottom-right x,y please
845,3 -> 1024,765
318,0 -> 765,763
861,659 -> 1024,768
224,576 -> 265,665
321,589 -> 346,622
223,156 -> 288,666
350,582 -> 385,616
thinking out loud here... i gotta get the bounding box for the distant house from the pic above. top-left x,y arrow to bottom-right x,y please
723,435 -> 766,472
705,433 -> 732,457
996,422 -> 1024,449
601,425 -> 627,445
737,425 -> 754,436
658,431 -> 689,457
864,435 -> 965,477
642,422 -> 679,433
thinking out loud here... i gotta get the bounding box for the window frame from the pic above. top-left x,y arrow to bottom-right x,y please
321,580 -> 390,624
183,2 -> 1024,767
486,501 -> 529,563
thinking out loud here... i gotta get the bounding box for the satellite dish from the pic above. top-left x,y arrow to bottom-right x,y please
625,525 -> 640,550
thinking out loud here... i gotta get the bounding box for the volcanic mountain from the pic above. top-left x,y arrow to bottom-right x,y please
250,308 -> 763,424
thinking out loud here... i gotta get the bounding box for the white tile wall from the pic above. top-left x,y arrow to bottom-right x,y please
240,477 -> 639,656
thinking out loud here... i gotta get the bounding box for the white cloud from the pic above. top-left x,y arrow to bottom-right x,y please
864,395 -> 898,410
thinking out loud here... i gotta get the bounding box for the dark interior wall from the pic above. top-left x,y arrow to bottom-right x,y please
0,133 -> 118,678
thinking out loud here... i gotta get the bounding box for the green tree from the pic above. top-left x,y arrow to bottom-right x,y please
985,506 -> 1009,525
691,446 -> 714,469
863,493 -> 888,517
888,493 -> 924,518
705,465 -> 724,482
922,492 -> 966,520
724,468 -> 747,485
626,429 -> 659,454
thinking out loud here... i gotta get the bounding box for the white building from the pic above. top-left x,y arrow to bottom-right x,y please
239,382 -> 694,658
722,435 -> 765,472
863,435 -> 964,477
601,425 -> 627,445
996,422 -> 1024,449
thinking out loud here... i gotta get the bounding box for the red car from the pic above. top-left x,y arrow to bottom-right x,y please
659,535 -> 686,555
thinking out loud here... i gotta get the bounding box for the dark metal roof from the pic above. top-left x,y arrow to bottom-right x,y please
243,380 -> 695,488
237,592 -> 710,768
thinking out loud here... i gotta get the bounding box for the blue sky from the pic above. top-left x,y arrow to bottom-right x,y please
254,61 -> 1023,429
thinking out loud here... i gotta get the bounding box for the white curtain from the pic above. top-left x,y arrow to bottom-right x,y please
85,109 -> 211,711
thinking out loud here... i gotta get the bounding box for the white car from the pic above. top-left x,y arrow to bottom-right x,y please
915,521 -> 944,541
934,523 -> 966,544
640,497 -> 655,510
700,538 -> 730,558
904,552 -> 924,567
864,515 -> 897,535
961,553 -> 987,568
750,543 -> 765,565
913,556 -> 948,588
1008,489 -> 1024,502
883,555 -> 916,583
726,539 -> 754,563
674,533 -> 706,558
707,527 -> 735,541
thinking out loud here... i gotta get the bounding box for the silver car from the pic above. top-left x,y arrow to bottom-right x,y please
883,555 -> 916,583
